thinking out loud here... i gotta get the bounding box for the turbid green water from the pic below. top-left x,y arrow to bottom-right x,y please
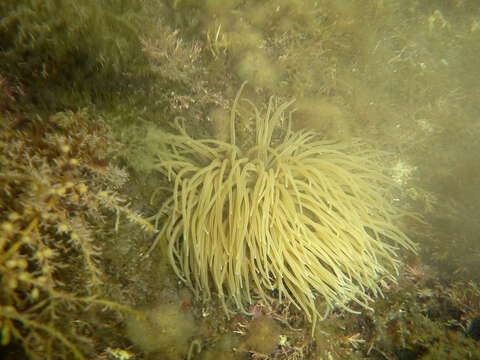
1,1 -> 479,359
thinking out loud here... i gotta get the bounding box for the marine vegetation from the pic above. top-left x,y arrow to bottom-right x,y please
0,101 -> 151,359
145,83 -> 417,331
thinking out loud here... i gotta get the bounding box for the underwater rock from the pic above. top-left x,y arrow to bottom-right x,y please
125,301 -> 198,359
243,317 -> 282,354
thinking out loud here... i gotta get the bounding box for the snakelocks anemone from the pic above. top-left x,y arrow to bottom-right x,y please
146,83 -> 416,330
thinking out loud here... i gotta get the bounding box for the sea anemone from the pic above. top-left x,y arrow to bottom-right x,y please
146,83 -> 416,329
